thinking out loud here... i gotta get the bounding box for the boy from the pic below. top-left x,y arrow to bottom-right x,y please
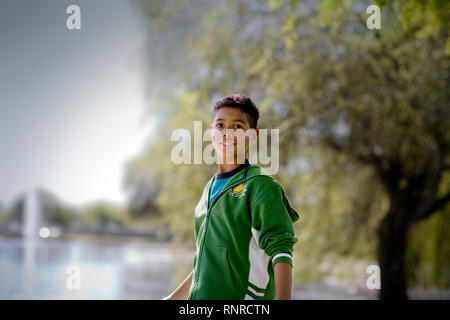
164,94 -> 300,300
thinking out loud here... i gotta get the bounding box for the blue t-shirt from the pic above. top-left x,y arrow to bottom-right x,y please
209,176 -> 232,206
208,160 -> 251,206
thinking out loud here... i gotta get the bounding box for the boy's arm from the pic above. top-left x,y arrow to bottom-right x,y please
250,182 -> 299,299
274,262 -> 292,300
163,270 -> 193,300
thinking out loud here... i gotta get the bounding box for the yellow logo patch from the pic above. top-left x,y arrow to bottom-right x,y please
228,182 -> 247,199
232,183 -> 245,194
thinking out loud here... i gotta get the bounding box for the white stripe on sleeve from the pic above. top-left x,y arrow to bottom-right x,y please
272,252 -> 293,265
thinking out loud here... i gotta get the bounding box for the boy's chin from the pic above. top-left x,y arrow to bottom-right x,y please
215,153 -> 247,165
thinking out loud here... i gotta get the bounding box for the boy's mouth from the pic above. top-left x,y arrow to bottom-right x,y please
220,142 -> 235,148
220,142 -> 236,149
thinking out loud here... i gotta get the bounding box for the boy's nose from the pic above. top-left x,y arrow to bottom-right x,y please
221,129 -> 235,143
222,129 -> 233,135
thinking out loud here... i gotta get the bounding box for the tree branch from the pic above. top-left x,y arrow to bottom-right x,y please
411,147 -> 443,224
414,193 -> 450,223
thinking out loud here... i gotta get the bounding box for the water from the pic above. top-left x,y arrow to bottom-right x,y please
5,236 -> 445,300
0,189 -> 192,299
1,236 -> 375,300
0,237 -> 192,299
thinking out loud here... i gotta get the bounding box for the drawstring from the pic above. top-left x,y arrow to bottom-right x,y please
243,164 -> 250,182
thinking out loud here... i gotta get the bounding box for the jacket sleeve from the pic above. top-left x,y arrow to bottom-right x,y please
250,182 -> 299,268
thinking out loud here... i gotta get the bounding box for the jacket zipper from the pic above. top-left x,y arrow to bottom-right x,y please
192,169 -> 251,296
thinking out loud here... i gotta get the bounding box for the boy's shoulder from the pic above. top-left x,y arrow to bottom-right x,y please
246,165 -> 285,195
246,165 -> 301,223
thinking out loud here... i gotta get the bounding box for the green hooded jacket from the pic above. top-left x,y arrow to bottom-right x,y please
187,164 -> 300,300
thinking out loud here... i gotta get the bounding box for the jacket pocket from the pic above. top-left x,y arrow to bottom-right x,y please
196,243 -> 236,299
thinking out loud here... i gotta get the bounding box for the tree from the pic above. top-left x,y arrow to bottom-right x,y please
314,0 -> 450,300
129,0 -> 450,299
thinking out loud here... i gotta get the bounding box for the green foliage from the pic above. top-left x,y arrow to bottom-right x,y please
79,202 -> 130,228
0,201 -> 9,224
405,171 -> 450,288
47,203 -> 73,227
6,194 -> 25,224
124,88 -> 217,247
281,146 -> 388,284
319,0 -> 450,54
406,209 -> 450,288
129,0 -> 449,288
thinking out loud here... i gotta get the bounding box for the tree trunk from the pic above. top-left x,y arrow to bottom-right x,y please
377,210 -> 408,300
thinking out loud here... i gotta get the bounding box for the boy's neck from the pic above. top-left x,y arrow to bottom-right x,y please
217,163 -> 240,174
217,159 -> 249,173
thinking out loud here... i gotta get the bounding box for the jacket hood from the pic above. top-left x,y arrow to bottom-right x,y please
228,164 -> 300,223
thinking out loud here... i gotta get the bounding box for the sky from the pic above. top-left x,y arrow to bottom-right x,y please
0,0 -> 156,208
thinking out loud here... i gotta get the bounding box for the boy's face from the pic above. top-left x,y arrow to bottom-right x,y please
211,106 -> 257,164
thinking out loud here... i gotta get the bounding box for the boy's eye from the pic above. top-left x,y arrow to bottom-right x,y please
216,123 -> 223,128
235,124 -> 243,129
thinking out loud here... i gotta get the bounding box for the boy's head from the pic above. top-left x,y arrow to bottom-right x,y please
212,94 -> 259,164
213,94 -> 259,128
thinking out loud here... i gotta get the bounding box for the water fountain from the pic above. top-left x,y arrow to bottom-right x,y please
22,188 -> 41,298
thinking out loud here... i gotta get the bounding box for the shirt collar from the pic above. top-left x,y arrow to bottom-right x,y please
215,159 -> 250,179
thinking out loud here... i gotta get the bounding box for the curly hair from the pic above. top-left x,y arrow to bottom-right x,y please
213,94 -> 259,128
